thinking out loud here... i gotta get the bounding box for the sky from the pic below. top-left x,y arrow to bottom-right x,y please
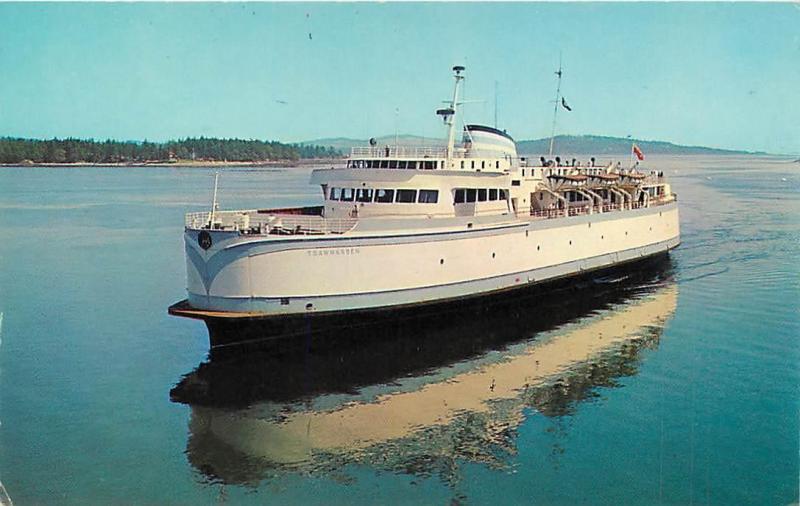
0,3 -> 798,154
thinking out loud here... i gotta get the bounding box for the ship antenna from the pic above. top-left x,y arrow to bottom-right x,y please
494,80 -> 499,129
394,107 -> 399,149
208,171 -> 219,229
548,54 -> 563,159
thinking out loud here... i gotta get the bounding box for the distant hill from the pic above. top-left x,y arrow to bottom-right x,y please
516,135 -> 761,156
303,134 -> 762,156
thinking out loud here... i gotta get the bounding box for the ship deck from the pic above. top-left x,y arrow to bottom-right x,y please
185,196 -> 676,238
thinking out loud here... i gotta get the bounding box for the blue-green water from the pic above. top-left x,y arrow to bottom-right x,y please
0,158 -> 797,505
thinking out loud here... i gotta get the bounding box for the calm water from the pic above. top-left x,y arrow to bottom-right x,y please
0,157 -> 797,505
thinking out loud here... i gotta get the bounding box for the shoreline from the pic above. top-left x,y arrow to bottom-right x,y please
0,158 -> 344,168
0,153 -> 792,170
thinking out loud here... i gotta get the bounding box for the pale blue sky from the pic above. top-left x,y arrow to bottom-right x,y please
1,3 -> 798,153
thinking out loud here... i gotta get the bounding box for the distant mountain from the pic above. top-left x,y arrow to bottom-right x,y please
516,135 -> 761,156
302,134 -> 762,156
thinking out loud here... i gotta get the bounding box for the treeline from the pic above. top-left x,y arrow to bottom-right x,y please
0,137 -> 341,164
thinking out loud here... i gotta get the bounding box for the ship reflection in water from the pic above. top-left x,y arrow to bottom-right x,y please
171,258 -> 678,486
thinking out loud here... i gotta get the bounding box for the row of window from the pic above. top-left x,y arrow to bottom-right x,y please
454,188 -> 508,204
328,187 -> 439,204
348,160 -> 440,170
460,160 -> 501,170
347,159 -> 504,170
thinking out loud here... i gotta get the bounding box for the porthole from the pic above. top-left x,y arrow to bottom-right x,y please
569,240 -> 572,245
625,231 -> 628,236
440,258 -> 444,265
537,245 -> 540,251
305,303 -> 313,310
525,230 -> 529,237
601,235 -> 604,239
492,252 -> 496,258
588,223 -> 592,228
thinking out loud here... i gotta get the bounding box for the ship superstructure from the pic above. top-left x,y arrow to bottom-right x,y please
170,66 -> 680,345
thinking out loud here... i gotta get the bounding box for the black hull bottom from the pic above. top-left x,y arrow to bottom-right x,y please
199,252 -> 674,351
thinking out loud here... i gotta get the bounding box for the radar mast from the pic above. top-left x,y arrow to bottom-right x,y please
436,65 -> 465,163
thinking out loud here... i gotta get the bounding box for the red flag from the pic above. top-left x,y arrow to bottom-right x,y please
633,144 -> 645,161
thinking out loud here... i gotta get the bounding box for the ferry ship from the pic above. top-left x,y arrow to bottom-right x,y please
169,66 -> 680,346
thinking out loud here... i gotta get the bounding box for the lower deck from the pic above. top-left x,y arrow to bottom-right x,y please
186,195 -> 676,238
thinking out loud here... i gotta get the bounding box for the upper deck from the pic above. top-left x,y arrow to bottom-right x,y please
346,124 -> 518,173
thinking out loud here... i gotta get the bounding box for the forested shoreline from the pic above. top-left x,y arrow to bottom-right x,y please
0,137 -> 341,164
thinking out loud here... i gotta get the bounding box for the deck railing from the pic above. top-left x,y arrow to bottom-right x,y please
521,197 -> 674,221
350,146 -> 451,158
185,210 -> 357,235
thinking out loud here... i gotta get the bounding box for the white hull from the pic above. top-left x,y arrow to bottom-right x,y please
184,202 -> 679,316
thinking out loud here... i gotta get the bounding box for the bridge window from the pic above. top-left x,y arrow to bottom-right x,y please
329,187 -> 341,200
396,189 -> 417,203
496,161 -> 500,169
340,188 -> 355,201
374,189 -> 394,203
478,189 -> 487,202
471,161 -> 475,169
511,180 -> 521,186
398,161 -> 407,169
380,160 -> 389,169
454,189 -> 466,204
408,161 -> 417,170
489,189 -> 498,201
499,189 -> 508,199
389,160 -> 398,169
418,190 -> 439,204
481,161 -> 485,169
356,188 -> 374,202
460,161 -> 465,169
466,189 -> 477,203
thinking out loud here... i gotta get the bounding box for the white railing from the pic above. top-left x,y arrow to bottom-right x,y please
643,174 -> 667,185
185,210 -> 357,235
350,146 -> 450,158
519,197 -> 674,221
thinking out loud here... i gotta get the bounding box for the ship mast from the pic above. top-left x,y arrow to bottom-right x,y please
437,65 -> 465,163
207,172 -> 219,229
548,57 -> 563,159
